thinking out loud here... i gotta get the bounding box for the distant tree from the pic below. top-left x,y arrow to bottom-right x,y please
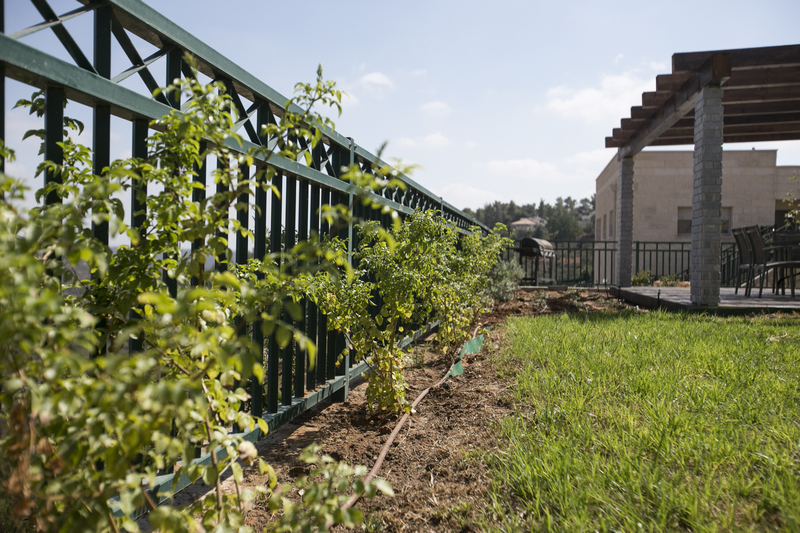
547,208 -> 582,240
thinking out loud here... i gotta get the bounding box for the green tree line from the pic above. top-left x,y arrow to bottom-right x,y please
464,195 -> 595,241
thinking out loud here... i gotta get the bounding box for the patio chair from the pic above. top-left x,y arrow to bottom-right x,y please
768,230 -> 800,297
743,226 -> 772,297
732,227 -> 753,295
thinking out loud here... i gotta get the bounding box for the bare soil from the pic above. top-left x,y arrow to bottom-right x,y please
147,289 -> 630,532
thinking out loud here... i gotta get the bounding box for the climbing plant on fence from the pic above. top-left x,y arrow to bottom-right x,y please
0,66 -> 396,533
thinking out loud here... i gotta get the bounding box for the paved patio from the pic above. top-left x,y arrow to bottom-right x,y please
610,286 -> 800,313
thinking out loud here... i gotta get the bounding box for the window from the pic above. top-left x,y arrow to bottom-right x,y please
677,207 -> 692,235
677,207 -> 732,236
609,209 -> 615,238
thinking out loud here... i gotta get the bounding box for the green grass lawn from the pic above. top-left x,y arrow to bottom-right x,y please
483,310 -> 800,532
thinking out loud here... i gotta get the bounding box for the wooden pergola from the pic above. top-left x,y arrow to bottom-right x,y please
605,44 -> 800,306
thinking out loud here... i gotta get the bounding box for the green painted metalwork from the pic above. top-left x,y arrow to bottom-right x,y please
283,175 -> 297,404
44,85 -> 63,206
267,172 -> 282,413
129,118 -> 147,355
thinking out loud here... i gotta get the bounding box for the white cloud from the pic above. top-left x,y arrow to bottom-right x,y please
465,140 -> 478,149
565,148 -> 614,168
434,183 -> 505,210
420,101 -> 452,116
422,132 -> 451,148
410,69 -> 427,77
340,90 -> 360,109
546,72 -> 654,124
397,137 -> 416,148
486,158 -> 559,180
358,72 -> 393,90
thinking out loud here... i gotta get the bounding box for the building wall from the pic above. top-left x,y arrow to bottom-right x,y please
594,149 -> 800,282
595,150 -> 800,242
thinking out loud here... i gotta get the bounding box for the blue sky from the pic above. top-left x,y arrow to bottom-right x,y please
5,0 -> 800,210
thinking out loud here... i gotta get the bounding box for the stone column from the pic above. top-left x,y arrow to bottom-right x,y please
690,85 -> 724,306
615,156 -> 634,286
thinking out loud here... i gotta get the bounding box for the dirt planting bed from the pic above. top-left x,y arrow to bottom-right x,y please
142,289 -> 630,532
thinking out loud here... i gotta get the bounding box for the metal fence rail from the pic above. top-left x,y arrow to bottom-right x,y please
0,0 -> 487,515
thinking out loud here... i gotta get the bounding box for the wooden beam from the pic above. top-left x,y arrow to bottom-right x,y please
724,65 -> 800,90
721,85 -> 800,104
649,131 -> 800,146
673,44 -> 800,72
617,54 -> 731,159
722,100 -> 800,117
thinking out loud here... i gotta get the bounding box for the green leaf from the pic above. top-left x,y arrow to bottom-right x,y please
202,465 -> 218,486
256,417 -> 269,436
285,300 -> 303,322
275,326 -> 291,349
252,362 -> 264,384
231,462 -> 243,484
372,478 -> 394,496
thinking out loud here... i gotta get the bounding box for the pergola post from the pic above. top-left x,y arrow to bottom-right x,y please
616,156 -> 635,286
690,85 -> 724,306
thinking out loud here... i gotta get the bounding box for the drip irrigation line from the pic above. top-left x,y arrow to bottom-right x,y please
340,330 -> 486,512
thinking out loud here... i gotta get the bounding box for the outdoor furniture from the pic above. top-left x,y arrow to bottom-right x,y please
742,226 -> 800,298
732,227 -> 753,295
767,230 -> 800,297
743,226 -> 773,297
513,237 -> 556,286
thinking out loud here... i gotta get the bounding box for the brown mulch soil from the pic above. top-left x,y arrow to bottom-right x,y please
147,289 -> 630,532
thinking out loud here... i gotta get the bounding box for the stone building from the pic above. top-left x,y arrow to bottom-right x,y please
594,149 -> 799,283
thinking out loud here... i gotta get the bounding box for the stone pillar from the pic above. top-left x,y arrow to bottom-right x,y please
615,156 -> 634,286
690,85 -> 724,306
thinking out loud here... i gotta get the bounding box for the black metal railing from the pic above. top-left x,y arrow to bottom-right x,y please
505,240 -> 739,287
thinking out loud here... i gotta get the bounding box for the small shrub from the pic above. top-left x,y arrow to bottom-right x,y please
631,269 -> 654,286
486,260 -> 524,302
659,273 -> 680,287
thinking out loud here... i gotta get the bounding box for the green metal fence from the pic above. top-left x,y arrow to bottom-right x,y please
0,0 -> 488,516
506,240 -> 740,287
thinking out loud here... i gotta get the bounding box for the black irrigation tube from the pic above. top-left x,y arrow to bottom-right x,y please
341,330 -> 487,512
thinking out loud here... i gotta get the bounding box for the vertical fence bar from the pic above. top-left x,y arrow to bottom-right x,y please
309,183 -> 322,387
251,162 -> 267,419
164,50 -> 182,298
267,172 -> 282,413
92,6 -> 111,248
129,118 -> 148,355
92,6 -> 112,356
44,86 -> 64,206
191,141 -> 206,285
297,179 -> 311,391
283,175 -> 297,404
215,156 -> 229,273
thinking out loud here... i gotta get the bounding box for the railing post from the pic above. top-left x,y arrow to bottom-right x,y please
44,86 -> 64,207
267,172 -> 282,413
284,175 -> 297,404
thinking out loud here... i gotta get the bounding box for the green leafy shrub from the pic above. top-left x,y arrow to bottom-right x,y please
0,62 -> 388,533
264,444 -> 393,532
631,269 -> 654,286
312,214 -> 509,413
486,259 -> 524,302
659,273 -> 680,287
